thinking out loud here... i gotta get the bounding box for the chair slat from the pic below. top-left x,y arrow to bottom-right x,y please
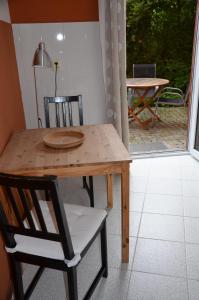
7,225 -> 60,241
44,98 -> 50,128
17,188 -> 36,230
55,103 -> 60,127
30,190 -> 48,232
68,101 -> 73,126
62,102 -> 67,127
5,187 -> 25,228
78,95 -> 83,125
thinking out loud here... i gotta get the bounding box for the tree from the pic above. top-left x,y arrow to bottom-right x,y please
126,0 -> 196,91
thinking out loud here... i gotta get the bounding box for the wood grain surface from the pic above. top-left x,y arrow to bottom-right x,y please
0,124 -> 131,174
126,78 -> 169,88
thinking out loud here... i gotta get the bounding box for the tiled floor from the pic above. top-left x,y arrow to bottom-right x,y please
23,154 -> 199,299
129,107 -> 187,153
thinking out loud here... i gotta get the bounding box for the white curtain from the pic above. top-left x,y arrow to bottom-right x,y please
98,0 -> 129,149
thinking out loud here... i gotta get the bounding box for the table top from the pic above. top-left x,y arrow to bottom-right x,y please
0,124 -> 131,174
126,78 -> 169,88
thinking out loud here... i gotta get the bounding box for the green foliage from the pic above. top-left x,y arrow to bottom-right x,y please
126,0 -> 196,91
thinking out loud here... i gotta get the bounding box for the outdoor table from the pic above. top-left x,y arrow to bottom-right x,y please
0,124 -> 132,262
126,78 -> 169,129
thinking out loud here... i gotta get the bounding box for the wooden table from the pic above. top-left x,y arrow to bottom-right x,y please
126,78 -> 169,128
0,124 -> 132,262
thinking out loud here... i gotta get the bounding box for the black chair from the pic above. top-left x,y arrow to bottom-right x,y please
131,64 -> 157,100
44,95 -> 94,207
0,173 -> 108,300
132,63 -> 156,78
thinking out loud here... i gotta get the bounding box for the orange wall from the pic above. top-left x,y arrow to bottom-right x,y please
8,0 -> 99,23
0,20 -> 25,300
0,21 -> 25,153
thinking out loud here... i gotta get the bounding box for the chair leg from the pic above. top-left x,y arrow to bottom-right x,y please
155,101 -> 158,114
89,176 -> 94,207
67,267 -> 78,300
10,256 -> 24,300
100,221 -> 108,278
62,272 -> 69,300
82,176 -> 87,189
82,176 -> 95,207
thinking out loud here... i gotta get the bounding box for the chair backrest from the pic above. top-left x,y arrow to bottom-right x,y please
133,64 -> 156,78
159,87 -> 184,98
0,173 -> 74,260
44,95 -> 83,128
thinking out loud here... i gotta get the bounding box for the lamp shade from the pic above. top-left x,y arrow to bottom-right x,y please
32,42 -> 53,68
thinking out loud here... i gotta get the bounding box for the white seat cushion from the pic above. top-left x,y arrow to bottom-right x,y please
6,201 -> 107,262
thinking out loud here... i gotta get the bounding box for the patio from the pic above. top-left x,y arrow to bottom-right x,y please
129,106 -> 188,154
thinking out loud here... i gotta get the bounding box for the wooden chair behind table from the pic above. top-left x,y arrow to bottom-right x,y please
44,95 -> 94,208
0,173 -> 108,300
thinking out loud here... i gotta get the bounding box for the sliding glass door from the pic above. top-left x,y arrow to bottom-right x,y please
189,8 -> 199,160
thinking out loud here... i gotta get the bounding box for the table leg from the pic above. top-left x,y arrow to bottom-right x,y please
107,174 -> 113,209
121,164 -> 130,262
128,87 -> 154,129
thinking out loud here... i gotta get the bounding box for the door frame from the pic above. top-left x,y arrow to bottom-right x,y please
188,1 -> 199,159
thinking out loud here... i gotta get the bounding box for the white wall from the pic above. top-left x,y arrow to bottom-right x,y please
12,22 -> 106,128
0,0 -> 10,22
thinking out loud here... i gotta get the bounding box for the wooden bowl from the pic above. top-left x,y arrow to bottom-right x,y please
43,130 -> 85,149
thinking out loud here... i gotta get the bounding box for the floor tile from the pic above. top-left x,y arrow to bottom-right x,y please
24,267 -> 66,300
148,165 -> 182,179
133,238 -> 186,277
147,156 -> 182,167
178,155 -> 199,167
183,196 -> 199,217
77,238 -> 102,299
107,210 -> 141,237
92,187 -> 108,209
182,180 -> 199,197
146,178 -> 182,195
130,192 -> 145,212
130,160 -> 150,177
59,178 -> 91,206
131,158 -> 151,167
139,213 -> 184,242
184,217 -> 199,244
93,175 -> 106,189
91,268 -> 131,300
127,272 -> 188,300
107,235 -> 136,270
143,193 -> 183,216
186,243 -> 199,280
107,209 -> 121,235
182,166 -> 199,181
130,212 -> 142,237
188,279 -> 199,300
130,177 -> 148,193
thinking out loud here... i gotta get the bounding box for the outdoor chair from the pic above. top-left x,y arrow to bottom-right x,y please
131,64 -> 157,99
44,95 -> 94,207
155,87 -> 185,113
0,173 -> 108,300
132,63 -> 156,78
